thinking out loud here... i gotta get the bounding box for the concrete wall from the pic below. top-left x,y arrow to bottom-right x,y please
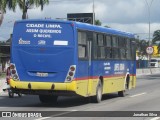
137,68 -> 160,76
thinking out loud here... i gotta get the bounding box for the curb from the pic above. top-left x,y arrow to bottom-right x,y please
137,68 -> 160,76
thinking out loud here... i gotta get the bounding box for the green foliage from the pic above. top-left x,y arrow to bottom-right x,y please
0,0 -> 49,19
152,30 -> 160,44
135,39 -> 149,56
95,19 -> 102,26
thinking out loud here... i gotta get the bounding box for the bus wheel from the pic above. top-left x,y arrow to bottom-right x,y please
118,90 -> 125,97
18,93 -> 22,97
91,81 -> 102,103
8,90 -> 14,98
39,95 -> 58,103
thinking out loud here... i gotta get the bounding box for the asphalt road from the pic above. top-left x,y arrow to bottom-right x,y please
0,74 -> 160,120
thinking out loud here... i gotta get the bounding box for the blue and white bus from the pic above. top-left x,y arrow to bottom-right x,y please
8,19 -> 136,103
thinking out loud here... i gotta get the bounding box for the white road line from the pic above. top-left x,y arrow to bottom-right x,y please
35,117 -> 51,120
150,117 -> 160,120
129,92 -> 147,98
35,110 -> 78,120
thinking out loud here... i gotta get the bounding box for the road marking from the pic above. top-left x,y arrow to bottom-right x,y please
35,117 -> 51,120
129,92 -> 147,98
35,110 -> 78,120
150,117 -> 160,120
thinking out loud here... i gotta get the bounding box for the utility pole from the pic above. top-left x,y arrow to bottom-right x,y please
144,0 -> 154,67
93,0 -> 95,25
145,0 -> 154,45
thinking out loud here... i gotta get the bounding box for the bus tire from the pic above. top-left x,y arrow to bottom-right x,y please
39,95 -> 58,103
91,80 -> 102,103
118,90 -> 125,97
18,93 -> 22,97
8,90 -> 14,98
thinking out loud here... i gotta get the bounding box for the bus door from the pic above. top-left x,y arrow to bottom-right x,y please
130,39 -> 136,88
77,31 -> 93,96
86,32 -> 93,96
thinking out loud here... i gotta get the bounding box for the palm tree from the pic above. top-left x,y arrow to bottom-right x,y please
152,30 -> 160,44
0,9 -> 3,26
0,0 -> 49,19
95,19 -> 102,26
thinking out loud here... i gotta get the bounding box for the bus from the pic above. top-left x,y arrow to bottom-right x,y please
8,19 -> 136,103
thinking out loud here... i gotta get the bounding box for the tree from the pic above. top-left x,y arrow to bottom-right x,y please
0,0 -> 49,19
152,30 -> 160,44
95,19 -> 101,26
0,9 -> 3,26
104,25 -> 110,28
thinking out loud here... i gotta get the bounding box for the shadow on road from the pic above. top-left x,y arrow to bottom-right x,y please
0,93 -> 121,108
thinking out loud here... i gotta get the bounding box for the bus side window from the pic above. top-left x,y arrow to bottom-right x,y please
126,39 -> 132,60
119,37 -> 126,59
105,36 -> 112,59
93,33 -> 98,59
112,36 -> 119,59
97,34 -> 105,59
78,31 -> 87,59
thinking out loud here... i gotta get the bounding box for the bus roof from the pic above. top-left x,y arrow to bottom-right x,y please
15,19 -> 135,38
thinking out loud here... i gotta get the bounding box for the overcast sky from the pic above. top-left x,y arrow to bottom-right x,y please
0,0 -> 160,41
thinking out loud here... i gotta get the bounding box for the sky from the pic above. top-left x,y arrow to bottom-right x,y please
0,0 -> 160,41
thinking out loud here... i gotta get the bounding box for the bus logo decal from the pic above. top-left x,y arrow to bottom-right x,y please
38,40 -> 46,45
18,38 -> 30,45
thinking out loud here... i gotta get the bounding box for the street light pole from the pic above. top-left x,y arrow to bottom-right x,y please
144,0 -> 154,45
93,0 -> 95,25
144,0 -> 154,67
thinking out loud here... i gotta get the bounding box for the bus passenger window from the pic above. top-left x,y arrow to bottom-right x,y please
126,39 -> 132,59
112,36 -> 118,47
78,32 -> 87,59
120,48 -> 126,59
119,37 -> 126,59
105,36 -> 112,59
78,46 -> 86,58
112,36 -> 119,59
97,34 -> 104,46
98,47 -> 105,59
106,48 -> 111,58
112,48 -> 119,59
97,34 -> 105,59
106,36 -> 112,47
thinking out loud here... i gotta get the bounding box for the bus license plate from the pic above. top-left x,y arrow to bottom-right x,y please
36,72 -> 48,77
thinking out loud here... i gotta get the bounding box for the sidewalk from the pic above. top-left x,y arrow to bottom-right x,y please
0,77 -> 7,94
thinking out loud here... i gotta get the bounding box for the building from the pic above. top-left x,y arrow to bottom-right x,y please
0,38 -> 11,72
